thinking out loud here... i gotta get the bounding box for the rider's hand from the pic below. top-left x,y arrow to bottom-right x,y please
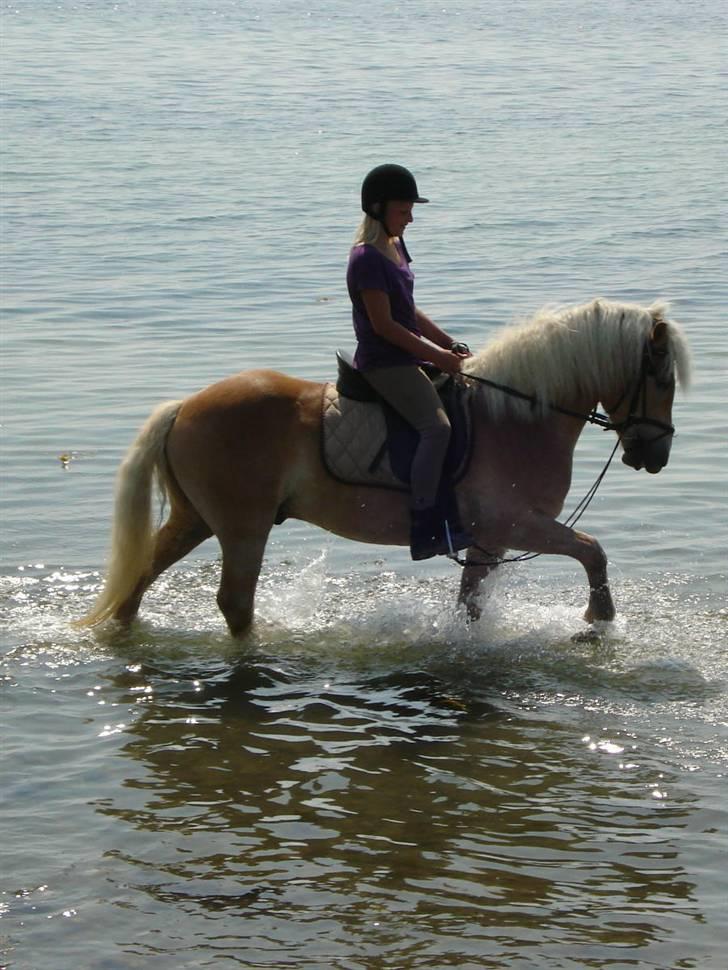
435,348 -> 464,376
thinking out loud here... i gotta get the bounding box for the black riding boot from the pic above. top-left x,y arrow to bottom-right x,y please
409,507 -> 474,561
410,507 -> 445,561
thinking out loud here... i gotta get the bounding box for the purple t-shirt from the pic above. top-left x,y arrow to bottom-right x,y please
346,241 -> 420,370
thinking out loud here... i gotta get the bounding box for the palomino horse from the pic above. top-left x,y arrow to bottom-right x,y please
77,298 -> 690,636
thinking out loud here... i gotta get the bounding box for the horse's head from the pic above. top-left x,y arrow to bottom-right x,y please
611,311 -> 682,474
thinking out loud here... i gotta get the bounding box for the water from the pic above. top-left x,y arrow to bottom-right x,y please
1,1 -> 727,967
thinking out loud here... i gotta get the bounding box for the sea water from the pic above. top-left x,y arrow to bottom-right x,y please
1,1 -> 727,967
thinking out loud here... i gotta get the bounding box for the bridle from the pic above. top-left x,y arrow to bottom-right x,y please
447,336 -> 676,568
601,341 -> 676,441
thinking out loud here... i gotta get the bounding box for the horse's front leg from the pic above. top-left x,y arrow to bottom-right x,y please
581,534 -> 616,624
457,547 -> 503,622
504,516 -> 616,624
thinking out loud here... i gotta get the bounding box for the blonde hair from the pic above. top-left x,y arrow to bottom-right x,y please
353,214 -> 387,246
352,213 -> 403,265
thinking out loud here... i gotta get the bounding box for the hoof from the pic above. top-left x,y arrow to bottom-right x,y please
584,582 -> 616,625
583,602 -> 616,625
572,627 -> 603,644
460,599 -> 482,623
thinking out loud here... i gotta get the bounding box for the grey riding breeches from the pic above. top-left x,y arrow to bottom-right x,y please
363,364 -> 451,510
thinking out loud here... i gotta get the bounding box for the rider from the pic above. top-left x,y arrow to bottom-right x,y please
346,163 -> 473,560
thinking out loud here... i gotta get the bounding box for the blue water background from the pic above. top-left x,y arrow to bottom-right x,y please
2,0 -> 726,589
1,2 -> 727,968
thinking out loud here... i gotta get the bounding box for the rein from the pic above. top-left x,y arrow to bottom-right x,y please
462,339 -> 675,438
463,372 -> 618,430
447,344 -> 675,569
446,437 -> 622,569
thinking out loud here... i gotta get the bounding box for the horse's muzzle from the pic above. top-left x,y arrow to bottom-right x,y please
621,432 -> 672,474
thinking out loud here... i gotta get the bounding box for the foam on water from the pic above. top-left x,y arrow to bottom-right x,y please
3,551 -> 725,767
2,550 -> 726,970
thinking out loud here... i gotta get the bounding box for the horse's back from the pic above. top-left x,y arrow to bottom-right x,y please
180,368 -> 320,416
165,369 -> 324,515
171,369 -> 316,438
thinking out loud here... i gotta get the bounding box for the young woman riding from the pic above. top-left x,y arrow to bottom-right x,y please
346,163 -> 473,560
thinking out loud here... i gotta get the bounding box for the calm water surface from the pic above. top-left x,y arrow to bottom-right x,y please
1,2 -> 726,968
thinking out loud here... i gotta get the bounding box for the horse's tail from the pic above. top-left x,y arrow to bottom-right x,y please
75,399 -> 183,628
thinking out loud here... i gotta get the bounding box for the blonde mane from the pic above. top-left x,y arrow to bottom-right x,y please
464,298 -> 691,421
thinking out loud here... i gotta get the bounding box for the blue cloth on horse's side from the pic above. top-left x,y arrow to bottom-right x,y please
379,379 -> 471,489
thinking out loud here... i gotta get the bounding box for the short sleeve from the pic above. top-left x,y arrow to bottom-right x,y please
348,246 -> 389,293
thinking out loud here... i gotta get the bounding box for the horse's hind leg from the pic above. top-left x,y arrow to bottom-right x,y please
216,528 -> 272,638
114,511 -> 212,625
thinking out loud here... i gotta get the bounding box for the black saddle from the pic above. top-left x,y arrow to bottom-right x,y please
334,350 -> 472,488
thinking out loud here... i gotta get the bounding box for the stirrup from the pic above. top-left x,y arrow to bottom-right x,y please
410,510 -> 472,561
443,518 -> 474,558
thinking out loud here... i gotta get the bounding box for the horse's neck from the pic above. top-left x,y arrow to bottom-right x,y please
470,300 -> 645,422
465,410 -> 584,518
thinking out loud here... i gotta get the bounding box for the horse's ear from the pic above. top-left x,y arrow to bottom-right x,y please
648,301 -> 669,323
651,319 -> 669,347
648,302 -> 669,347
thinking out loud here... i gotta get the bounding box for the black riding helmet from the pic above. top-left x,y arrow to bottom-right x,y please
361,164 -> 429,221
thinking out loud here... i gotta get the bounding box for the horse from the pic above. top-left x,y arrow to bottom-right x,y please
76,298 -> 691,637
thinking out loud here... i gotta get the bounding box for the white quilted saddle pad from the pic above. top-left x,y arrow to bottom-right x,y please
322,383 -> 408,491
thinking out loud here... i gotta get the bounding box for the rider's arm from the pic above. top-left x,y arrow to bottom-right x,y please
360,289 -> 463,375
416,308 -> 472,358
414,307 -> 456,350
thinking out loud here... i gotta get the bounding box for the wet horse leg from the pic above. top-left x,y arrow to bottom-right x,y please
506,513 -> 616,623
458,547 -> 504,621
580,538 -> 615,624
114,513 -> 212,625
216,527 -> 272,638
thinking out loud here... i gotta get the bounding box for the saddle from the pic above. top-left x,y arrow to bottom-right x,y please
321,351 -> 473,493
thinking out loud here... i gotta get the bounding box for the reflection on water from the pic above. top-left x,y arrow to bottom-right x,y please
92,650 -> 707,965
